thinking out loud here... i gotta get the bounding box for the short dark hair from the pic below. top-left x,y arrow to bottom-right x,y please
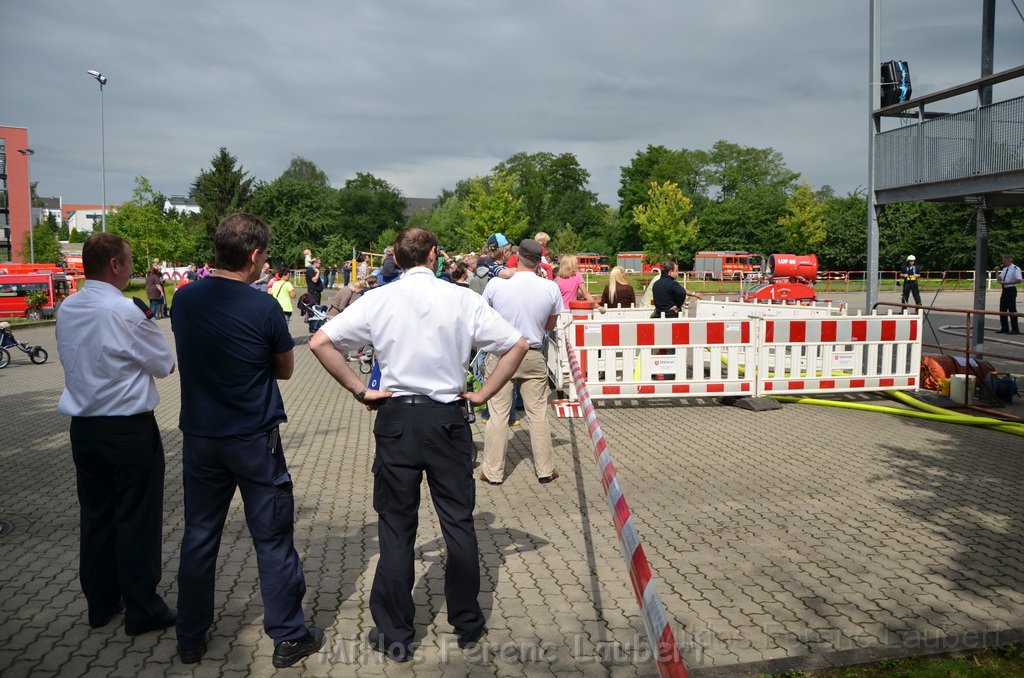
661,259 -> 677,273
82,232 -> 129,277
394,227 -> 437,269
215,213 -> 271,271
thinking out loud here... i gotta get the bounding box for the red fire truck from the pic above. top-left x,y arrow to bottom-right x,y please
577,254 -> 609,273
616,252 -> 659,274
693,251 -> 761,280
0,271 -> 77,319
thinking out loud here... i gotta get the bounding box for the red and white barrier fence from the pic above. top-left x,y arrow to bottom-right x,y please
564,334 -> 689,678
758,316 -> 920,395
549,304 -> 922,416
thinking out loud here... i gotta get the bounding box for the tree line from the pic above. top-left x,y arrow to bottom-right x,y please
22,141 -> 1024,273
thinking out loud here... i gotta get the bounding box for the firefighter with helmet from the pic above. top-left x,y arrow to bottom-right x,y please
901,254 -> 922,306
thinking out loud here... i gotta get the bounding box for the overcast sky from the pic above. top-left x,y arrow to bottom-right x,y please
3,1 -> 1023,208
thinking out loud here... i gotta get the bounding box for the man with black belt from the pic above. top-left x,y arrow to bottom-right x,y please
171,213 -> 323,668
310,227 -> 528,662
480,238 -> 563,484
996,253 -> 1022,334
56,232 -> 177,636
652,259 -> 703,318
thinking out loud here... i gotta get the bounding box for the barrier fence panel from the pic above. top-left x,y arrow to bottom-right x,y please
571,316 -> 757,399
757,313 -> 922,395
549,307 -> 923,415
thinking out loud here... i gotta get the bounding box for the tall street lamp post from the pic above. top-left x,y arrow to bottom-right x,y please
17,149 -> 35,263
86,69 -> 108,232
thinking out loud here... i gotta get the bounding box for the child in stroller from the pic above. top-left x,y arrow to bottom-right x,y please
0,321 -> 49,367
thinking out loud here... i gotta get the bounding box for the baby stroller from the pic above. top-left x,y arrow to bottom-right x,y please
0,321 -> 49,368
307,304 -> 329,334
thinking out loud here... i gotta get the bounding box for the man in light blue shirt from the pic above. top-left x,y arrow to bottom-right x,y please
56,232 -> 177,636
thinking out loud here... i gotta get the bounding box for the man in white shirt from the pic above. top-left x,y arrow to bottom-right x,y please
56,232 -> 177,635
996,253 -> 1022,334
480,239 -> 564,485
310,227 -> 528,662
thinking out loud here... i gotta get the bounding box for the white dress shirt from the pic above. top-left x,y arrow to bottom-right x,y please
320,267 -> 521,402
999,263 -> 1022,287
482,270 -> 563,348
56,279 -> 175,417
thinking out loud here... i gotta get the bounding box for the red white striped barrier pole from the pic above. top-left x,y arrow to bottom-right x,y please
564,335 -> 689,678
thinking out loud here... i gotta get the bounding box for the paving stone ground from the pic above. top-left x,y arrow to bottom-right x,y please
1,294 -> 1023,677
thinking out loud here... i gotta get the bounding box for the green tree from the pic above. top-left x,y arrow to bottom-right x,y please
57,218 -> 69,242
705,140 -> 798,201
632,180 -> 699,260
278,156 -> 331,187
68,228 -> 84,243
425,195 -> 472,252
492,152 -> 607,244
20,223 -> 63,264
109,177 -> 190,271
695,183 -> 790,257
817,189 -> 867,270
336,172 -> 406,249
189,147 -> 255,250
373,228 -> 398,254
617,145 -> 676,250
552,223 -> 583,260
459,175 -> 529,249
779,181 -> 827,253
248,177 -> 341,267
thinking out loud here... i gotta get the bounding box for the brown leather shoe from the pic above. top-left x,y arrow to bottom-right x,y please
479,471 -> 502,486
538,470 -> 560,484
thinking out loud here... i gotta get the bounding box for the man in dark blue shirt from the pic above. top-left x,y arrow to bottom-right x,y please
171,213 -> 323,668
651,260 -> 702,318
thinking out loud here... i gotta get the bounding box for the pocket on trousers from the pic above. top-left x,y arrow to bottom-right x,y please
373,418 -> 404,439
272,473 -> 295,533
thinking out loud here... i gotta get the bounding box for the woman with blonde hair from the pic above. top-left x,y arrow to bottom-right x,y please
556,255 -> 605,312
599,266 -> 636,308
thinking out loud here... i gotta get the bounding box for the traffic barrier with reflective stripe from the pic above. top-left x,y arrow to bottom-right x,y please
758,315 -> 921,395
570,316 -> 757,400
564,333 -> 689,678
549,308 -> 922,415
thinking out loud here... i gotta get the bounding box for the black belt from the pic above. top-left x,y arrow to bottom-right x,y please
387,395 -> 460,407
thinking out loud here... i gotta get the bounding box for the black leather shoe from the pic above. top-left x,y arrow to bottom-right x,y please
177,640 -> 207,664
996,329 -> 1009,334
367,627 -> 413,662
89,601 -> 124,629
457,627 -> 487,649
272,626 -> 325,668
125,608 -> 176,636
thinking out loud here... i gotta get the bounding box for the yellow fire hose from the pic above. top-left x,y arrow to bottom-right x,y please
770,393 -> 1024,438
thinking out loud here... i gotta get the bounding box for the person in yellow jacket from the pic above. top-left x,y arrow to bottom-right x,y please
268,267 -> 296,320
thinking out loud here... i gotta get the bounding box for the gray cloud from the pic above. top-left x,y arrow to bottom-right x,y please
2,0 -> 1022,207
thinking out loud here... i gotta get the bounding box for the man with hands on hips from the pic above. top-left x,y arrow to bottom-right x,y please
310,227 -> 527,662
